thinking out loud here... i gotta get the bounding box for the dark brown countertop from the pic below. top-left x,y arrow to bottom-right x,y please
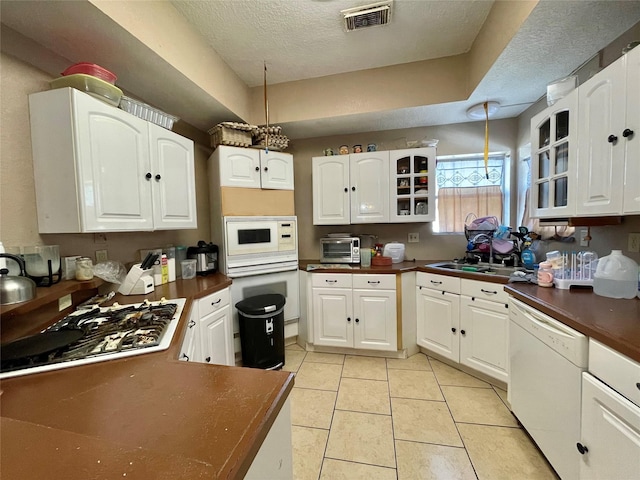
299,259 -> 431,274
0,274 -> 294,480
505,283 -> 640,363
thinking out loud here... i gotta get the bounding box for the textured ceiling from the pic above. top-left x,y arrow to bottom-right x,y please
170,0 -> 493,87
2,1 -> 640,139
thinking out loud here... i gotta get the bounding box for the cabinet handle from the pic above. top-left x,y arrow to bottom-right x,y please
367,280 -> 380,285
325,279 -> 337,283
636,382 -> 640,391
212,299 -> 221,306
480,289 -> 497,295
145,172 -> 152,180
430,280 -> 442,285
181,353 -> 189,361
576,443 -> 588,455
460,329 -> 466,335
255,166 -> 260,171
347,317 -> 351,322
355,318 -> 359,323
205,356 -> 211,363
155,174 -> 161,181
451,327 -> 457,333
607,134 -> 618,143
188,320 -> 196,328
623,128 -> 634,138
352,186 -> 356,191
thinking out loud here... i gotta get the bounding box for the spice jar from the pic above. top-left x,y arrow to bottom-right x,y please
75,257 -> 94,281
537,261 -> 554,287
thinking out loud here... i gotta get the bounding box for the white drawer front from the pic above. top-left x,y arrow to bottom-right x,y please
311,273 -> 352,289
461,278 -> 508,304
353,274 -> 396,290
198,287 -> 230,318
417,272 -> 460,294
589,339 -> 640,407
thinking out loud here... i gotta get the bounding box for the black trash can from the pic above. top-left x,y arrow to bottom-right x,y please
236,293 -> 286,370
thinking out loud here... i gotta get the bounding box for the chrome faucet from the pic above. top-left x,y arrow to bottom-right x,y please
472,233 -> 494,267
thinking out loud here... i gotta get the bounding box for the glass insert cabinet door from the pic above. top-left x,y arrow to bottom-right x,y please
389,148 -> 436,222
530,90 -> 578,218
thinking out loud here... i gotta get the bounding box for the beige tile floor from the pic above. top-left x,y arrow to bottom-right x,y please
284,344 -> 559,480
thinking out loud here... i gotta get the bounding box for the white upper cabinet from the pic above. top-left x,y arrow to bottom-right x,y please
389,148 -> 436,223
349,151 -> 390,223
149,124 -> 197,229
576,53 -> 626,215
623,45 -> 640,214
312,155 -> 351,225
530,91 -> 578,219
312,151 -> 390,225
29,88 -> 196,233
216,145 -> 294,190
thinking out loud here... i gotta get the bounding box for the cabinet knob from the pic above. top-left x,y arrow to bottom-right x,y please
636,382 -> 640,391
344,187 -> 348,192
155,174 -> 161,181
460,329 -> 466,335
347,317 -> 351,322
264,167 -> 268,172
576,443 -> 588,455
623,128 -> 634,138
608,134 -> 618,143
355,318 -> 360,323
451,327 -> 457,333
181,353 -> 189,361
352,186 -> 356,191
205,356 -> 211,363
255,166 -> 260,171
145,172 -> 152,180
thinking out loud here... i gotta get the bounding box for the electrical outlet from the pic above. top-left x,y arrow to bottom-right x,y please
579,229 -> 590,247
408,232 -> 419,243
58,294 -> 72,312
629,233 -> 640,253
95,249 -> 108,262
94,233 -> 107,244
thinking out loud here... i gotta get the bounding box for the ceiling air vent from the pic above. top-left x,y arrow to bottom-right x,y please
341,1 -> 393,32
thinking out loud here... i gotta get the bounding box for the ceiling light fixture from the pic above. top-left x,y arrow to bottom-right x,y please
466,101 -> 500,120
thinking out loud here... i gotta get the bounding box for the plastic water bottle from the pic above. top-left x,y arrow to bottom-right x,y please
593,250 -> 638,299
521,248 -> 536,270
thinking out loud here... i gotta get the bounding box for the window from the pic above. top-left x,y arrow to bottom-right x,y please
434,153 -> 507,233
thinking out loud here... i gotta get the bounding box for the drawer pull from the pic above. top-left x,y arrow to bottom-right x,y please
188,320 -> 196,328
480,288 -> 497,295
576,443 -> 588,455
325,279 -> 337,284
181,353 -> 189,361
367,280 -> 380,285
212,299 -> 221,306
430,280 -> 442,285
205,356 -> 211,363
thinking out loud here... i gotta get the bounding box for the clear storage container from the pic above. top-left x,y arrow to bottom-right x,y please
593,250 -> 638,299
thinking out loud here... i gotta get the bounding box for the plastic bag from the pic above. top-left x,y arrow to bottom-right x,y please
93,261 -> 127,284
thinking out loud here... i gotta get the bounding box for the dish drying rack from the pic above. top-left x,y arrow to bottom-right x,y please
552,251 -> 597,289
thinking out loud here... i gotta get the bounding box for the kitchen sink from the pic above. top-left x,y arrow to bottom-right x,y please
426,262 -> 529,278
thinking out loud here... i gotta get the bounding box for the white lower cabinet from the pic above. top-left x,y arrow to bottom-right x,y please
416,280 -> 460,362
579,339 -> 640,479
180,288 -> 234,366
416,272 -> 509,382
312,273 -> 397,351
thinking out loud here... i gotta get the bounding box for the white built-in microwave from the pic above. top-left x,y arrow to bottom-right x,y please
223,216 -> 298,277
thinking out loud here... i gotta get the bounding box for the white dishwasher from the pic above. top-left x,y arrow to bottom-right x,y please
509,297 -> 588,480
